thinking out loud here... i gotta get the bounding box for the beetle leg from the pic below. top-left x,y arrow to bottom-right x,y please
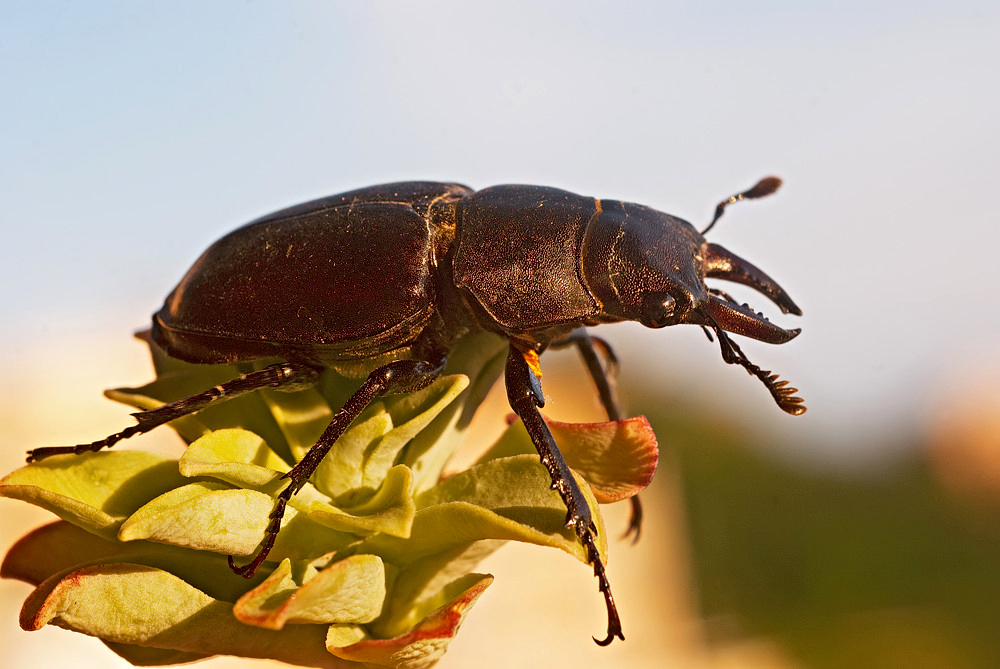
25,362 -> 320,463
504,345 -> 624,646
229,357 -> 445,578
552,328 -> 623,421
552,329 -> 644,543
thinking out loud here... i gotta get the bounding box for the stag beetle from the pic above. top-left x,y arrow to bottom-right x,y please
27,178 -> 804,645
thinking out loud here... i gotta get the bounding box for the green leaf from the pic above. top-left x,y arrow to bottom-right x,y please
402,336 -> 508,494
372,541 -> 503,638
362,455 -> 606,565
118,481 -> 355,564
118,482 -> 277,555
2,520 -> 265,603
258,384 -> 334,462
309,375 -> 471,506
178,428 -> 290,488
0,451 -> 185,541
1,328 -> 643,668
324,624 -> 367,649
327,574 -> 492,669
118,481 -> 357,561
21,563 -> 347,668
177,428 -> 333,510
306,464 -> 416,538
362,375 -> 469,493
311,406 -> 394,502
234,555 -> 387,629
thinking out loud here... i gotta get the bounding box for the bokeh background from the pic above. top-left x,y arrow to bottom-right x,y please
2,2 -> 998,667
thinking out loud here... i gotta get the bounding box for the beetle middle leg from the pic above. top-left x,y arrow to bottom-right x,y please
551,328 -> 644,543
25,362 -> 321,463
504,345 -> 624,646
229,357 -> 445,578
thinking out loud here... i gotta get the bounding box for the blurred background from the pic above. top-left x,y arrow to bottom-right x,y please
2,1 -> 998,667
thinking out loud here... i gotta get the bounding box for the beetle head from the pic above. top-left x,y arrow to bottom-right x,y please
583,178 -> 805,414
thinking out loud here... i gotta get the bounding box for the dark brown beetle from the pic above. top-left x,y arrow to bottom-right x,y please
28,178 -> 804,645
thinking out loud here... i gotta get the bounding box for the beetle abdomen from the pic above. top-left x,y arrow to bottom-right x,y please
153,186 -> 468,364
454,185 -> 601,333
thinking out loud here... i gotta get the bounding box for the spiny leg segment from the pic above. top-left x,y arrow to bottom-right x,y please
505,345 -> 624,646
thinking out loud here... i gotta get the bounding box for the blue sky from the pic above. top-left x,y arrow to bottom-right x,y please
2,0 -> 998,469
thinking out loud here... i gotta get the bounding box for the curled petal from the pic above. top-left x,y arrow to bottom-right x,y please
481,415 -> 659,503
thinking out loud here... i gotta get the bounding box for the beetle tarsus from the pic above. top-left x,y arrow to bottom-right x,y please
584,521 -> 624,646
25,425 -> 142,463
622,497 -> 644,543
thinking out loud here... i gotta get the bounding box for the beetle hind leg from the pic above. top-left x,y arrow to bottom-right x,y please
504,345 -> 625,645
25,362 -> 321,463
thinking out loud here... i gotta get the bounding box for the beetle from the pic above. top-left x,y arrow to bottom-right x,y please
27,177 -> 804,645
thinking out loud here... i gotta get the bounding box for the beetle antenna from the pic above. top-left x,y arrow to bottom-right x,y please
701,176 -> 783,235
711,325 -> 806,415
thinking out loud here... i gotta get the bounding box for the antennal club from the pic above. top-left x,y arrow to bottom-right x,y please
701,176 -> 783,235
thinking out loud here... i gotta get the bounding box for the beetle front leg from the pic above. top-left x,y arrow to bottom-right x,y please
229,357 -> 445,578
504,345 -> 624,646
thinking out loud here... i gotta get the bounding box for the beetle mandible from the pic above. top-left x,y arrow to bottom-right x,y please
27,177 -> 805,645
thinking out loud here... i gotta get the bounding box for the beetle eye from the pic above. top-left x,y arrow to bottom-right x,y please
640,294 -> 677,328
